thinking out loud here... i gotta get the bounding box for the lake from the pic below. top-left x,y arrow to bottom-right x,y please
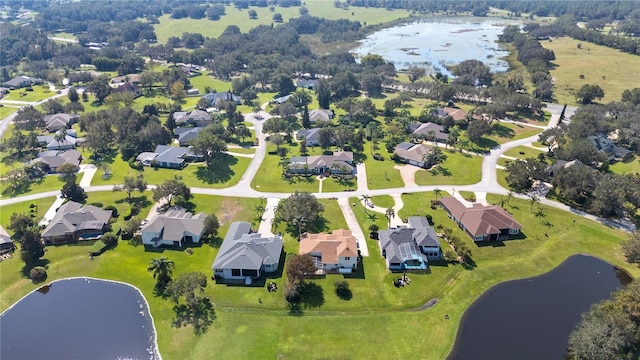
448,255 -> 632,360
353,17 -> 521,75
0,278 -> 159,360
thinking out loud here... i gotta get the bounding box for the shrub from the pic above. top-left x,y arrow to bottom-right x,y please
128,158 -> 144,171
89,202 -> 104,208
104,205 -> 118,217
29,266 -> 47,282
101,232 -> 118,246
334,281 -> 352,300
129,235 -> 142,246
368,224 -> 379,232
122,205 -> 133,220
444,249 -> 458,262
425,214 -> 433,225
184,248 -> 194,255
284,283 -> 301,304
90,240 -> 108,255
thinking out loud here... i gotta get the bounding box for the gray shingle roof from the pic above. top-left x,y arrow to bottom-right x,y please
212,221 -> 283,272
141,207 -> 206,242
378,216 -> 439,265
42,201 -> 112,238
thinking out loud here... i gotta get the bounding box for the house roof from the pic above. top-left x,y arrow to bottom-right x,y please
309,109 -> 333,122
410,122 -> 448,140
289,151 -> 354,172
174,110 -> 211,124
152,145 -> 192,165
176,127 -> 203,144
111,74 -> 141,84
212,221 -> 283,271
393,143 -> 433,164
273,94 -> 292,104
378,227 -> 427,264
297,128 -> 321,143
299,229 -> 358,264
113,81 -> 142,97
37,134 -> 79,149
44,113 -> 78,130
42,201 -> 112,238
3,75 -> 40,87
0,225 -> 11,245
141,206 -> 206,242
439,107 -> 468,121
296,79 -> 319,88
440,197 -> 521,237
203,91 -> 241,106
34,149 -> 81,169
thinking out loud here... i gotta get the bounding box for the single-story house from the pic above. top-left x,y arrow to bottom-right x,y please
111,74 -> 141,85
436,107 -> 468,121
272,94 -> 292,104
112,81 -> 142,98
296,128 -> 322,146
33,149 -> 82,173
299,229 -> 358,274
186,88 -> 200,96
41,201 -> 112,245
141,206 -> 206,248
409,122 -> 448,142
289,151 -> 353,175
202,91 -> 241,107
296,78 -> 319,90
173,110 -> 212,128
3,75 -> 42,89
174,127 -> 203,146
309,109 -> 333,123
378,216 -> 441,272
588,135 -> 634,163
136,145 -> 201,169
440,196 -> 521,242
393,142 -> 435,168
212,221 -> 283,283
0,225 -> 14,254
545,159 -> 585,178
44,113 -> 79,132
36,132 -> 83,150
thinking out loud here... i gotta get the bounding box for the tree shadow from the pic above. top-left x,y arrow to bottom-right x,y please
21,258 -> 50,279
171,297 -> 216,335
438,167 -> 452,177
492,123 -> 515,138
335,286 -> 353,300
287,302 -> 303,316
343,258 -> 365,279
194,155 -> 238,184
298,282 -> 324,309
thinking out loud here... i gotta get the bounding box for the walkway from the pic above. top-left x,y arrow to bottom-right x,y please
337,198 -> 369,256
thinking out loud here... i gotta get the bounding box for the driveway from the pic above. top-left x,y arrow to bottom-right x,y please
394,164 -> 419,187
257,198 -> 280,237
337,198 -> 370,256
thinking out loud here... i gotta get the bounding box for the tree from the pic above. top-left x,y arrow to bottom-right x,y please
57,162 -> 78,183
120,174 -> 147,201
269,133 -> 285,152
13,106 -> 44,131
234,125 -> 251,143
286,254 -> 317,285
423,147 -> 447,167
466,120 -> 492,143
152,179 -> 191,207
248,9 -> 258,19
292,215 -> 307,240
434,188 -> 442,202
576,84 -> 605,104
623,232 -> 640,265
385,207 -> 395,228
505,158 -> 547,192
277,192 -> 324,232
301,106 -> 311,129
18,227 -> 45,266
64,101 -> 84,114
529,195 -> 540,211
318,127 -> 334,150
538,126 -> 566,153
2,168 -> 30,194
272,13 -> 283,22
61,178 -> 86,203
316,79 -> 331,109
621,88 -> 640,105
407,66 -> 426,83
148,256 -> 175,291
170,81 -> 186,102
290,89 -> 312,110
86,74 -> 112,103
42,98 -> 64,114
203,213 -> 220,240
193,125 -> 229,166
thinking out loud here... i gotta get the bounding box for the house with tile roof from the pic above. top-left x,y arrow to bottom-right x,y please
42,201 -> 112,244
378,216 -> 441,272
440,196 -> 521,242
299,229 -> 358,274
288,151 -> 353,175
141,206 -> 206,248
212,221 -> 283,283
408,122 -> 448,142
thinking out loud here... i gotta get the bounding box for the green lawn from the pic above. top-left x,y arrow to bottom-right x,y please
414,150 -> 483,186
503,146 -> 545,160
363,141 -> 404,190
610,157 -> 640,175
542,36 -> 640,105
371,195 -> 394,208
153,2 -> 410,44
487,121 -> 543,143
0,196 -> 56,229
0,192 -> 637,359
0,106 -> 17,120
3,85 -> 57,103
226,147 -> 256,154
0,175 -> 66,199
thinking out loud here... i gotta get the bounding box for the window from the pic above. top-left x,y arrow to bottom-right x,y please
231,269 -> 241,276
475,235 -> 484,241
215,269 -> 223,273
509,228 -> 519,235
345,257 -> 350,260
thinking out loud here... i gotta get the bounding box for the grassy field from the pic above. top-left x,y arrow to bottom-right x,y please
153,2 -> 410,43
0,196 -> 56,229
541,36 -> 640,105
0,192 -> 638,359
371,195 -> 394,208
503,146 -> 546,160
414,150 -> 483,186
3,85 -> 56,103
0,175 -> 65,199
0,106 -> 17,120
610,157 -> 640,175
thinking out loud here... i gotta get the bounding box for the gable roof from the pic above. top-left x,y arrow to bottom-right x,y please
393,143 -> 433,164
296,78 -> 319,89
273,94 -> 292,104
289,151 -> 354,172
174,110 -> 211,125
378,227 -> 427,264
309,109 -> 333,122
299,229 -> 358,264
3,75 -> 41,87
440,197 -> 521,237
410,122 -> 448,140
212,221 -> 283,271
34,149 -> 81,169
37,134 -> 80,149
439,107 -> 468,121
203,91 -> 241,106
113,81 -> 142,97
42,201 -> 112,238
141,206 -> 206,241
297,128 -> 322,144
153,145 -> 191,165
175,127 -> 203,145
44,113 -> 78,130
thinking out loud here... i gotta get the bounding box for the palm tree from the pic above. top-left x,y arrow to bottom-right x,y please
507,191 -> 513,205
385,207 -> 395,228
534,206 -> 545,222
54,128 -> 67,149
148,256 -> 175,290
529,195 -> 540,211
361,194 -> 371,214
278,157 -> 290,177
434,188 -> 442,202
292,216 -> 307,240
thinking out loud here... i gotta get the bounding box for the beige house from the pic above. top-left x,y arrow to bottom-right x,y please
299,229 -> 358,274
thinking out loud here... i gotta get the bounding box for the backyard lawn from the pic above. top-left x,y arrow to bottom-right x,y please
414,150 -> 483,186
610,157 -> 640,175
503,146 -> 546,160
0,192 -> 637,360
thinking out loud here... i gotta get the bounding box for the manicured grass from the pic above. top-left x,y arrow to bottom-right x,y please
497,168 -> 510,189
414,150 -> 483,186
4,85 -> 57,103
0,192 -> 638,359
0,197 -> 56,229
371,195 -> 394,208
541,36 -> 640,105
503,146 -> 545,160
153,2 -> 410,44
0,175 -> 65,199
610,157 -> 640,175
363,141 -> 404,190
226,147 -> 256,154
0,106 -> 17,120
487,121 -> 542,143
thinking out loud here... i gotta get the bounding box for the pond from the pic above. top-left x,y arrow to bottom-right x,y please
352,17 -> 521,75
448,255 -> 632,360
1,278 -> 160,360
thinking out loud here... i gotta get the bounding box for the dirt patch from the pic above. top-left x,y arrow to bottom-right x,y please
218,198 -> 243,225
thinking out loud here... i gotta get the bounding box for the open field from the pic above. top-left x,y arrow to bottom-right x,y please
610,157 -> 640,175
414,150 -> 483,186
0,106 -> 17,120
3,85 -> 56,103
1,193 -> 636,359
503,146 -> 546,160
0,175 -> 65,199
153,2 -> 410,44
0,196 -> 56,229
542,36 -> 640,105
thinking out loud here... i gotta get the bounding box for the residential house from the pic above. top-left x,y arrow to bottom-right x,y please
588,135 -> 634,163
44,113 -> 79,132
41,201 -> 112,244
437,107 -> 468,121
174,127 -> 203,146
309,109 -> 333,123
272,94 -> 292,104
289,151 -> 353,175
296,78 -> 319,90
186,88 -> 200,96
212,221 -> 283,283
136,145 -> 201,169
299,229 -> 358,274
440,196 -> 521,242
393,142 -> 436,168
202,91 -> 241,107
3,75 -> 42,89
0,225 -> 14,254
141,206 -> 206,248
378,216 -> 441,272
545,159 -> 585,178
296,128 -> 322,146
112,81 -> 142,98
37,130 -> 83,150
408,122 -> 448,142
111,74 -> 141,85
173,110 -> 212,127
33,149 -> 82,173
